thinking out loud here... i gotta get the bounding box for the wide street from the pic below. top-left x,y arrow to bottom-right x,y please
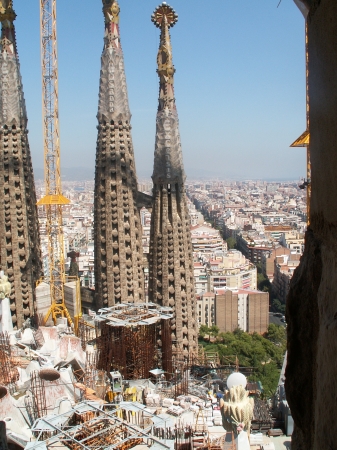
269,312 -> 286,327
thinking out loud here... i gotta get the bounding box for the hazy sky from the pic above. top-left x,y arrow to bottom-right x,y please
14,0 -> 306,181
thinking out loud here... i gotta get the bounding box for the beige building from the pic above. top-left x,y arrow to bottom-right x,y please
196,292 -> 215,326
188,201 -> 204,226
209,250 -> 257,292
191,224 -> 227,260
262,246 -> 291,283
194,262 -> 208,294
215,289 -> 269,334
272,253 -> 301,304
279,231 -> 305,254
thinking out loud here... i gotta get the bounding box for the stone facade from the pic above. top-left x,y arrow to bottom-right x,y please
0,3 -> 42,328
94,0 -> 144,308
285,1 -> 337,448
149,4 -> 197,358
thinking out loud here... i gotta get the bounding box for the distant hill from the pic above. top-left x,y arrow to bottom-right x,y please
33,166 -> 300,183
34,167 -> 95,182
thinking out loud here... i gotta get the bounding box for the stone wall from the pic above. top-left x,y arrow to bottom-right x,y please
0,13 -> 42,329
285,1 -> 337,448
94,3 -> 144,307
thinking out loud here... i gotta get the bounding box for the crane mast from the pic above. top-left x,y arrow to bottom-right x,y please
37,0 -> 75,327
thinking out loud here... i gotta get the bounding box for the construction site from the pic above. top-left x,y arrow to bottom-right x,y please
0,315 -> 290,450
0,0 -> 291,448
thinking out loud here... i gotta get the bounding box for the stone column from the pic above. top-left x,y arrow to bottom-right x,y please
286,1 -> 337,448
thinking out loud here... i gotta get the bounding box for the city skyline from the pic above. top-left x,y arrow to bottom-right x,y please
16,0 -> 305,180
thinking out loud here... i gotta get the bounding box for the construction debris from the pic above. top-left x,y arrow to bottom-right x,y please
0,317 -> 287,450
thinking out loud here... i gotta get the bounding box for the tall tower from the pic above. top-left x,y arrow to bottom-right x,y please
149,3 -> 197,358
94,0 -> 144,308
0,1 -> 42,328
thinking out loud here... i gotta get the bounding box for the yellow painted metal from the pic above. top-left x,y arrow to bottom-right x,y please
290,130 -> 310,147
42,275 -> 82,331
37,194 -> 70,205
39,0 -> 81,327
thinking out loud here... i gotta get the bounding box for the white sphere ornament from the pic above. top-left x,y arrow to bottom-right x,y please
227,372 -> 247,390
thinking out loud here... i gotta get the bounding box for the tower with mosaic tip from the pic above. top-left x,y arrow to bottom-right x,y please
149,2 -> 197,358
0,0 -> 42,328
94,0 -> 144,308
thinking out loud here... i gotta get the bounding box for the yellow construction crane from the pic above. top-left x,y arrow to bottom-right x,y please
37,0 -> 81,331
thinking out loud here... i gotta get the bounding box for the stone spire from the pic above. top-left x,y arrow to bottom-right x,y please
94,0 -> 144,308
149,3 -> 197,358
0,0 -> 42,328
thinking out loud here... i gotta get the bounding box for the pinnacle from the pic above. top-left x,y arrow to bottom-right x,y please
152,3 -> 178,29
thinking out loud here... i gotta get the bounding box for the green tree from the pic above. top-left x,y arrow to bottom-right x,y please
272,298 -> 286,314
226,237 -> 236,250
257,273 -> 271,292
272,298 -> 281,311
198,325 -> 286,398
256,262 -> 263,273
199,325 -> 210,338
198,324 -> 219,340
209,325 -> 219,336
265,323 -> 287,347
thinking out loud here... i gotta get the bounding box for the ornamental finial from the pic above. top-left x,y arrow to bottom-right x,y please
151,2 -> 178,29
102,0 -> 120,25
152,3 -> 178,111
0,0 -> 16,23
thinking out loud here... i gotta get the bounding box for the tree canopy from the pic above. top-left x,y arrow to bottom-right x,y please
199,324 -> 286,398
226,236 -> 237,250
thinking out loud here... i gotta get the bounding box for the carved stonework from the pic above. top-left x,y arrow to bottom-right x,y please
97,48 -> 130,121
149,3 -> 197,358
153,109 -> 185,185
94,0 -> 144,308
0,3 -> 42,329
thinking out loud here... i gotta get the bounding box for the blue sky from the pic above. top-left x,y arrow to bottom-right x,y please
14,0 -> 306,181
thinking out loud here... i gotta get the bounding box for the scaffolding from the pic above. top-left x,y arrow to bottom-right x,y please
84,352 -> 98,393
96,321 -> 158,379
29,401 -> 172,450
173,358 -> 189,399
161,318 -> 173,379
174,424 -> 193,450
78,317 -> 96,350
30,370 -> 47,419
95,303 -> 173,380
0,331 -> 19,393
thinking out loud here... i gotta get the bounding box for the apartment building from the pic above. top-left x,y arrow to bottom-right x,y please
210,250 -> 257,292
279,231 -> 305,254
194,262 -> 208,294
191,225 -> 227,260
272,253 -> 301,303
196,292 -> 215,326
215,289 -> 269,334
261,246 -> 291,283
